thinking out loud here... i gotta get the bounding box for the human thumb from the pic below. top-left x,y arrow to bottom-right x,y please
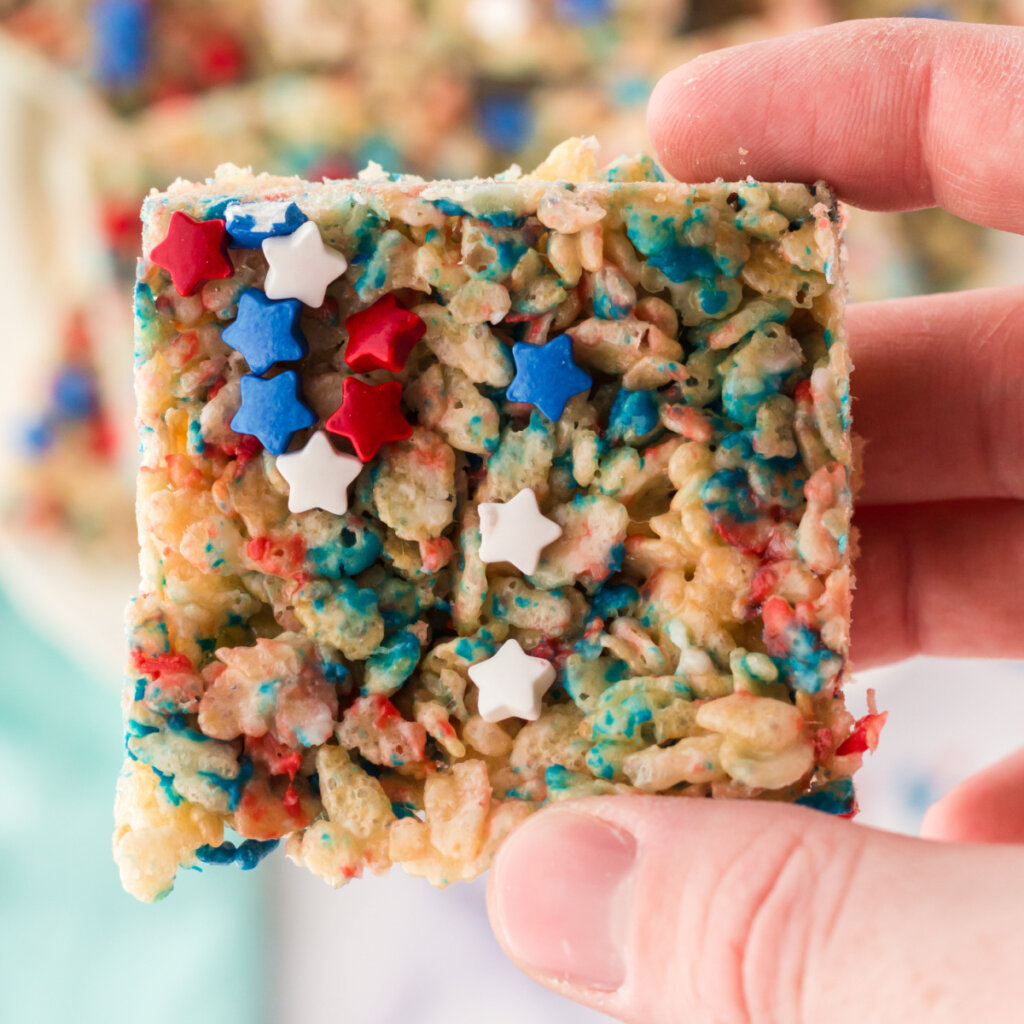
487,796 -> 1024,1024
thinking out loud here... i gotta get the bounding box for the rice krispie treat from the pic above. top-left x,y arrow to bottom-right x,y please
9,310 -> 133,548
114,138 -> 878,902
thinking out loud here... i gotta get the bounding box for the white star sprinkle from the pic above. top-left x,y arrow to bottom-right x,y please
262,221 -> 349,308
276,430 -> 363,515
478,487 -> 562,575
467,639 -> 556,723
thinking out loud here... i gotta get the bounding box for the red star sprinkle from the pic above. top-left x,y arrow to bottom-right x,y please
149,211 -> 232,296
325,377 -> 412,462
343,295 -> 427,373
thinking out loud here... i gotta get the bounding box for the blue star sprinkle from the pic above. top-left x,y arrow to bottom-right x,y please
225,200 -> 307,248
221,289 -> 307,375
230,370 -> 316,455
507,333 -> 592,422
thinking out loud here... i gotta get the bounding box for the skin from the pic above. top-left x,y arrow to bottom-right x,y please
487,19 -> 1024,1024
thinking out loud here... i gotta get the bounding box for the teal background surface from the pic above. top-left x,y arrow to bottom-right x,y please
0,586 -> 266,1024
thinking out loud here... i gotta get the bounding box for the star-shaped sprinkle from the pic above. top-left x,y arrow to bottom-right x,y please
325,377 -> 411,462
221,289 -> 307,375
230,370 -> 316,456
149,211 -> 232,296
226,200 -> 307,248
467,639 -> 556,723
506,333 -> 591,421
275,430 -> 363,515
344,295 -> 427,373
478,487 -> 562,575
262,221 -> 349,308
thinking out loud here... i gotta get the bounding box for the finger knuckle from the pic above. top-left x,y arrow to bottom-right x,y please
690,823 -> 865,1024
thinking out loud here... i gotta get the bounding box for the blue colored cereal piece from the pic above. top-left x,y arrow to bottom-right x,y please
363,630 -> 422,696
796,777 -> 856,816
196,838 -> 280,869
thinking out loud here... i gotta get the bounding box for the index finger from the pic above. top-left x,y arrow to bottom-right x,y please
647,18 -> 1024,233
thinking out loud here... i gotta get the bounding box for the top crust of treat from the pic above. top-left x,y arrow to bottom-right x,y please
141,160 -> 837,262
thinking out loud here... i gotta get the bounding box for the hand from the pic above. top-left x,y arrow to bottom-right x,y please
487,18 -> 1024,1024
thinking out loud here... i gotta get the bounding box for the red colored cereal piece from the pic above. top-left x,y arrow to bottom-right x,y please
235,772 -> 319,840
131,649 -> 203,711
246,534 -> 306,578
244,734 -> 303,778
836,712 -> 888,756
418,536 -> 455,573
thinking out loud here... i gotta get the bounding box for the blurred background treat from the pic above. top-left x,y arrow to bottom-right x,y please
1,2 -> 1022,1022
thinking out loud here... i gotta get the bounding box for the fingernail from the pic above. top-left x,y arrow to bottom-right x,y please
492,810 -> 637,991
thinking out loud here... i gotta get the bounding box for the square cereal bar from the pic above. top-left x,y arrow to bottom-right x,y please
114,138 -> 877,902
